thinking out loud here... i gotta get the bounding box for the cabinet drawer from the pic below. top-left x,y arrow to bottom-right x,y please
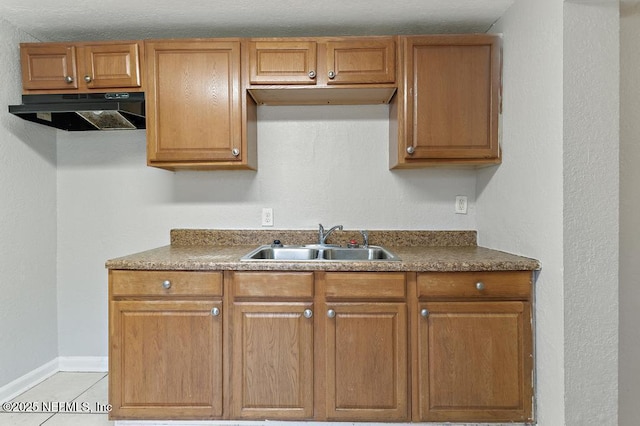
232,272 -> 314,299
324,272 -> 406,299
110,270 -> 222,297
417,271 -> 531,300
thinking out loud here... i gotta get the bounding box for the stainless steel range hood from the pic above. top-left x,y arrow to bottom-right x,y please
8,92 -> 145,131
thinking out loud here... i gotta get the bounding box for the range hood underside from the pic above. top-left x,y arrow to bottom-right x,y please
8,93 -> 146,131
13,110 -> 145,131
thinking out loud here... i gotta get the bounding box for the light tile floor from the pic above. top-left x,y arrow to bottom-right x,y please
0,372 -> 112,425
0,372 -> 530,426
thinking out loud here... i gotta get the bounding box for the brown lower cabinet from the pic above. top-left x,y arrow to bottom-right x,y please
229,271 -> 315,419
108,270 -> 224,420
414,271 -> 534,423
320,271 -> 408,421
109,269 -> 534,423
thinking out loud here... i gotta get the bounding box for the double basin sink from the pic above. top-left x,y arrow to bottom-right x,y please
240,244 -> 400,262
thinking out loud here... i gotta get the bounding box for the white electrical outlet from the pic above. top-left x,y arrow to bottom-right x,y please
455,196 -> 468,214
261,208 -> 274,227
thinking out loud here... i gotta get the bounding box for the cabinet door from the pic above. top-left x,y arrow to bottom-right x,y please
249,40 -> 317,85
20,44 -> 78,90
81,42 -> 142,89
109,300 -> 223,420
402,35 -> 501,163
146,40 -> 242,165
416,301 -> 533,423
325,38 -> 395,85
324,302 -> 408,421
231,302 -> 314,419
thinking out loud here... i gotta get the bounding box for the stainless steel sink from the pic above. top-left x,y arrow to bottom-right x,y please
321,247 -> 399,261
240,245 -> 400,262
244,247 -> 320,260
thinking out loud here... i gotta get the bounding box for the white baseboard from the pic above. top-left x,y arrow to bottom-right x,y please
58,356 -> 108,372
0,356 -> 108,403
0,358 -> 58,403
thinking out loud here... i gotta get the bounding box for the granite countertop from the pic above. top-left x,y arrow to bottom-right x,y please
105,229 -> 540,272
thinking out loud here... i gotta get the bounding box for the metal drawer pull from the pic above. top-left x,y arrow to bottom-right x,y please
303,309 -> 313,319
211,307 -> 221,316
420,308 -> 429,317
162,280 -> 171,289
327,309 -> 336,318
476,281 -> 485,291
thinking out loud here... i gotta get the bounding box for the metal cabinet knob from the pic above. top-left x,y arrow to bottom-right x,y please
476,281 -> 486,291
406,146 -> 415,155
328,70 -> 336,79
65,76 -> 74,83
303,309 -> 313,319
420,308 -> 429,317
327,309 -> 336,318
308,70 -> 316,79
162,280 -> 171,289
211,307 -> 221,316
231,148 -> 240,157
84,75 -> 92,83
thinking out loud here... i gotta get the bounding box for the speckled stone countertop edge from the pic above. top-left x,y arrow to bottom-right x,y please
105,243 -> 541,272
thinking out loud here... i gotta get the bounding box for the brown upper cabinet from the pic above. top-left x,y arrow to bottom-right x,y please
15,34 -> 502,170
390,34 -> 502,168
249,40 -> 318,85
145,39 -> 256,170
247,37 -> 397,105
20,41 -> 143,93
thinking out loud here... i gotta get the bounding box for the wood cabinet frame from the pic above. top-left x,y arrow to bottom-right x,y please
109,267 -> 533,423
227,271 -> 315,419
411,271 -> 534,423
108,270 -> 225,420
390,34 -> 502,168
17,34 -> 502,170
145,39 -> 257,170
317,271 -> 409,421
245,37 -> 398,106
20,41 -> 143,94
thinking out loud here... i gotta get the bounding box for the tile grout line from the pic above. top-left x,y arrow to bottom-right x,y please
36,372 -> 110,425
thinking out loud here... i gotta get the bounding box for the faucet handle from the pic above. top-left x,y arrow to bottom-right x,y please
359,230 -> 369,247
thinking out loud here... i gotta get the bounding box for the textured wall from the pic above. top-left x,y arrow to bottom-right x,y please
0,19 -> 58,387
56,105 -> 478,356
479,0 -> 565,423
563,3 -> 619,424
480,0 -> 620,425
619,3 -> 640,424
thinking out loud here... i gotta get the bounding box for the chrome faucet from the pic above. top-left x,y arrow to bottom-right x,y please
359,230 -> 369,248
318,223 -> 343,245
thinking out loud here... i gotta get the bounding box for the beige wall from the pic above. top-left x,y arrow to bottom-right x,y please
481,0 -> 620,424
0,18 -> 58,390
620,2 -> 640,424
